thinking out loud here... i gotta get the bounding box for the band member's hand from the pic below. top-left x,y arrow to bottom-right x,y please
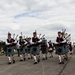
22,44 -> 24,46
34,42 -> 36,44
27,44 -> 30,46
58,42 -> 62,44
10,43 -> 13,45
11,42 -> 14,44
58,42 -> 60,44
34,42 -> 37,44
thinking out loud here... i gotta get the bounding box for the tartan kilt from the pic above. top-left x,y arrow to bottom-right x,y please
48,48 -> 53,53
64,45 -> 69,53
25,48 -> 28,53
41,47 -> 48,54
6,46 -> 14,56
55,45 -> 67,55
19,47 -> 25,54
31,46 -> 40,55
27,48 -> 31,53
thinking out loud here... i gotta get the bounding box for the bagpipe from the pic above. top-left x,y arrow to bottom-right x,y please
61,29 -> 71,43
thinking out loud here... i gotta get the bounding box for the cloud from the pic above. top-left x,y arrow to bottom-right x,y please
0,0 -> 75,42
41,24 -> 68,31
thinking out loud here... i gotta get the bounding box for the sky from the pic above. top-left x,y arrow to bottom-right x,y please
0,0 -> 75,42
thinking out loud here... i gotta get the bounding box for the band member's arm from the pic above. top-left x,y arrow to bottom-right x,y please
38,39 -> 42,43
62,39 -> 66,43
47,42 -> 49,47
6,40 -> 11,45
16,40 -> 20,47
24,40 -> 28,46
30,39 -> 34,44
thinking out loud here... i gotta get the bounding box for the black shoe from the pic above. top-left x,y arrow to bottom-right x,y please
52,55 -> 53,57
24,58 -> 26,61
50,56 -> 52,58
34,62 -> 37,64
8,62 -> 11,64
70,53 -> 72,55
42,58 -> 45,60
20,60 -> 23,62
61,61 -> 64,64
46,57 -> 47,60
50,55 -> 53,58
38,59 -> 40,63
31,56 -> 33,59
28,58 -> 30,59
13,60 -> 15,64
59,62 -> 62,64
64,58 -> 68,61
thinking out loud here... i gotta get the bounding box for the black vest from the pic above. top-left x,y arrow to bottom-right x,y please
32,37 -> 39,42
19,39 -> 25,45
49,43 -> 53,48
6,38 -> 15,47
56,37 -> 64,42
7,38 -> 15,43
32,37 -> 40,46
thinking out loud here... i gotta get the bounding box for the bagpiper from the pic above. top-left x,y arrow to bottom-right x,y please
25,37 -> 32,59
48,40 -> 54,58
31,32 -> 41,64
41,38 -> 49,60
68,42 -> 73,55
18,36 -> 26,61
6,32 -> 16,64
55,31 -> 67,64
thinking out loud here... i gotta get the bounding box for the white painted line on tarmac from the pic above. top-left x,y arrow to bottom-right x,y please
41,61 -> 45,75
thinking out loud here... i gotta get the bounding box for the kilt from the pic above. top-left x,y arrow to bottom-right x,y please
6,46 -> 14,56
19,47 -> 25,54
31,46 -> 40,55
55,44 -> 67,55
65,45 -> 69,53
25,48 -> 28,53
48,48 -> 53,53
41,47 -> 47,54
27,48 -> 31,53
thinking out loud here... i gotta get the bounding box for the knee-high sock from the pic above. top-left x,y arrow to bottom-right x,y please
36,54 -> 40,59
59,55 -> 62,62
33,56 -> 37,62
65,53 -> 68,58
20,54 -> 23,60
45,53 -> 47,57
28,54 -> 31,58
8,56 -> 11,62
61,55 -> 64,61
23,54 -> 25,58
43,54 -> 45,58
12,55 -> 14,60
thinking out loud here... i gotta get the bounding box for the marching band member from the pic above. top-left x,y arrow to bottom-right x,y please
31,32 -> 41,64
55,31 -> 66,64
18,36 -> 27,61
68,42 -> 73,55
48,40 -> 54,58
16,40 -> 20,57
61,32 -> 68,61
41,38 -> 49,60
26,37 -> 32,59
6,32 -> 16,64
